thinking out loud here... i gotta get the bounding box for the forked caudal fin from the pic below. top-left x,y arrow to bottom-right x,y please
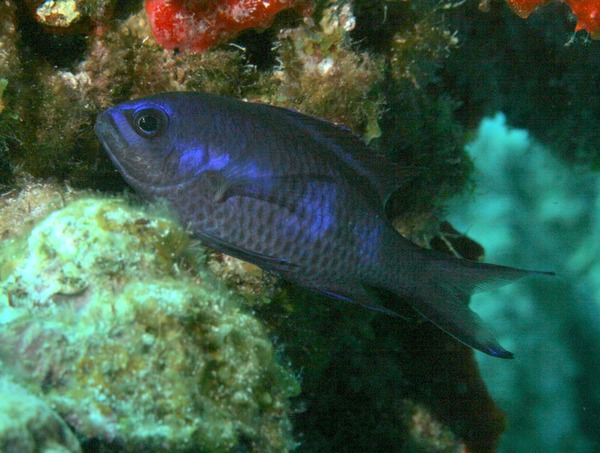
402,255 -> 554,358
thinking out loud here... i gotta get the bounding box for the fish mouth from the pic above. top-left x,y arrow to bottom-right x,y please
94,111 -> 151,190
94,111 -> 198,193
94,112 -> 128,166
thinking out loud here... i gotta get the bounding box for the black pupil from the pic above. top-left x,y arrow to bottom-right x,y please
137,114 -> 159,133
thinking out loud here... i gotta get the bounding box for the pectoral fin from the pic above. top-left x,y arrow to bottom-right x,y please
196,230 -> 299,273
202,169 -> 335,214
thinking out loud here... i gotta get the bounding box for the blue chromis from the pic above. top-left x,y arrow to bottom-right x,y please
95,92 -> 553,359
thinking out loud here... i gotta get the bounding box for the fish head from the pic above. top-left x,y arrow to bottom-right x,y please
94,92 -> 231,192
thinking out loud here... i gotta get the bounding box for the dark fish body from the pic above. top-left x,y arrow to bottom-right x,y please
95,92 -> 551,358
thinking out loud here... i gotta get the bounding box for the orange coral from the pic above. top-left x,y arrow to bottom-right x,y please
145,0 -> 313,53
506,0 -> 600,38
567,0 -> 600,36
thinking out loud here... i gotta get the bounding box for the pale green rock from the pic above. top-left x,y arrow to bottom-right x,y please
0,378 -> 82,453
0,198 -> 299,452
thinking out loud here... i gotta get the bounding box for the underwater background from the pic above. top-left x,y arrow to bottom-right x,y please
0,0 -> 598,451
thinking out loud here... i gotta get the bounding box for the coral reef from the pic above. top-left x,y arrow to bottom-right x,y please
0,196 -> 299,451
2,0 -> 578,450
0,5 -> 256,189
400,400 -> 466,452
352,1 -> 472,216
260,11 -> 383,138
0,378 -> 82,453
0,0 -> 472,208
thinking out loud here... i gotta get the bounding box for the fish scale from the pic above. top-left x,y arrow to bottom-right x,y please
95,91 -> 553,358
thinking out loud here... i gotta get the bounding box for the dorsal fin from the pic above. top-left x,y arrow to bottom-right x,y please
262,104 -> 409,207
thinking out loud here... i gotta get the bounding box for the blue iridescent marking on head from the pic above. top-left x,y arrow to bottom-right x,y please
177,144 -> 230,177
206,152 -> 230,173
180,148 -> 207,171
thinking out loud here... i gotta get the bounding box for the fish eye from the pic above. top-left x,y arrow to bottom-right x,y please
132,106 -> 169,138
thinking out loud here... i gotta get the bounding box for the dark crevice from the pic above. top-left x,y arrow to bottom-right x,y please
351,1 -> 416,54
13,0 -> 88,69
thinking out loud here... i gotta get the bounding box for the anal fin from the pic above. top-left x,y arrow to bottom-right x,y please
406,284 -> 514,358
320,282 -> 410,320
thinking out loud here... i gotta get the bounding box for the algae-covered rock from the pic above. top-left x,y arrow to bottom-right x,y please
0,378 -> 82,453
261,3 -> 383,140
0,198 -> 299,452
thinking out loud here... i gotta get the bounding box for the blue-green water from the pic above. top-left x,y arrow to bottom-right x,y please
449,114 -> 600,452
